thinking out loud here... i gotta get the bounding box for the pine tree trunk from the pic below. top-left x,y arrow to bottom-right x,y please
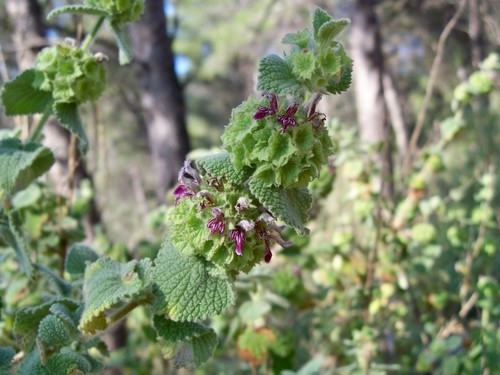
130,0 -> 190,203
349,0 -> 394,199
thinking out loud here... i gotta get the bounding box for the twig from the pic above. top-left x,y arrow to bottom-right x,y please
403,0 -> 467,175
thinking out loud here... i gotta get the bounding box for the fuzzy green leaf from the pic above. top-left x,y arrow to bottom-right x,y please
325,56 -> 352,95
312,7 -> 333,38
0,138 -> 55,194
1,70 -> 54,116
257,55 -> 302,95
317,19 -> 350,43
47,4 -> 110,19
14,299 -> 79,347
65,242 -> 99,275
54,102 -> 88,154
196,152 -> 251,185
110,21 -> 133,65
0,210 -> 33,278
153,315 -> 218,368
269,133 -> 295,166
12,183 -> 42,209
152,238 -> 234,321
17,348 -> 92,375
35,264 -> 72,296
0,347 -> 15,375
79,258 -> 151,334
282,29 -> 311,49
249,180 -> 312,235
37,315 -> 72,349
291,50 -> 316,81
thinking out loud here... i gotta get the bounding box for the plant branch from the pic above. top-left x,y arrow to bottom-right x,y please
403,0 -> 467,175
81,16 -> 106,51
29,104 -> 52,143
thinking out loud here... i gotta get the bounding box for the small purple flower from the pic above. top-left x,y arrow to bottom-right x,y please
253,93 -> 278,120
207,208 -> 226,236
235,197 -> 250,213
229,227 -> 246,256
174,184 -> 195,204
277,103 -> 299,132
264,243 -> 273,263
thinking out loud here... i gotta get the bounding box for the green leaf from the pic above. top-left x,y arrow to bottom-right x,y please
0,210 -> 33,278
79,258 -> 151,334
47,4 -> 110,19
238,300 -> 271,323
1,70 -> 54,115
35,264 -> 72,296
14,299 -> 79,345
249,180 -> 312,235
257,55 -> 302,95
0,347 -> 15,375
0,138 -> 55,194
153,315 -> 218,368
12,183 -> 42,209
316,19 -> 350,43
37,314 -> 72,349
282,29 -> 311,49
64,242 -> 99,275
196,152 -> 251,185
110,21 -> 133,65
312,7 -> 333,38
152,238 -> 234,321
17,348 -> 92,375
291,50 -> 316,81
54,102 -> 88,154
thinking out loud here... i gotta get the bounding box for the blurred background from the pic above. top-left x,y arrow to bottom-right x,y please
1,0 -> 500,374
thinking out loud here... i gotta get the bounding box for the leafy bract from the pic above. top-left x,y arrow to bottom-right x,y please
317,19 -> 350,44
110,21 -> 133,65
282,29 -> 311,49
54,102 -> 89,154
47,4 -> 110,19
257,55 -> 302,95
65,243 -> 99,276
0,138 -> 55,194
79,258 -> 151,334
1,70 -> 54,116
249,180 -> 312,235
152,238 -> 234,321
312,7 -> 333,38
196,152 -> 251,185
153,315 -> 218,368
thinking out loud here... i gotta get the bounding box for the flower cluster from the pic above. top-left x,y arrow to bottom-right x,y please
170,160 -> 292,271
33,43 -> 106,104
253,93 -> 300,133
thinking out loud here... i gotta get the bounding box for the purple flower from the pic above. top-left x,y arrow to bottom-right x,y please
277,103 -> 299,132
235,197 -> 250,213
173,184 -> 195,204
253,93 -> 278,120
207,208 -> 226,236
229,227 -> 246,256
264,243 -> 273,263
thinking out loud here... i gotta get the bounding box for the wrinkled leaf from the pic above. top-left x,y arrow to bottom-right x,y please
64,242 -> 99,276
54,102 -> 88,154
152,238 -> 234,321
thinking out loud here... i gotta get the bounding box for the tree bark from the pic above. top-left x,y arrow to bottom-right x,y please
468,0 -> 485,68
130,0 -> 190,203
349,0 -> 394,199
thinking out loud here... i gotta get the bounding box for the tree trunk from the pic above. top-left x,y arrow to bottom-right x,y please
349,0 -> 394,199
468,0 -> 485,68
130,0 -> 190,203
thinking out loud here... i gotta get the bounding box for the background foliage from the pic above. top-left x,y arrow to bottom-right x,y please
1,0 -> 500,374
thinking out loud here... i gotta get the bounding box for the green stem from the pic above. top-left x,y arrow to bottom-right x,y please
29,104 -> 52,143
81,16 -> 106,51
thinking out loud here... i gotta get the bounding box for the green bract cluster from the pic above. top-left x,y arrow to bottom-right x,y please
84,0 -> 144,24
34,44 -> 106,104
168,154 -> 293,275
258,8 -> 352,97
222,94 -> 334,188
